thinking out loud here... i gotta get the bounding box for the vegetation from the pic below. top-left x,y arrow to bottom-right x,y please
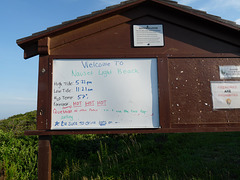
0,111 -> 36,136
0,111 -> 38,180
1,111 -> 240,179
51,133 -> 240,180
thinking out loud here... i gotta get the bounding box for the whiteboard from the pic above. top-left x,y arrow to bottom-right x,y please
51,58 -> 159,130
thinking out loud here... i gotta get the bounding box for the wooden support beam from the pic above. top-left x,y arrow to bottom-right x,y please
38,37 -> 50,55
37,55 -> 51,130
38,135 -> 52,180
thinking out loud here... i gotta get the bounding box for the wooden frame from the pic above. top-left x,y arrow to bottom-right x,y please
25,55 -> 240,136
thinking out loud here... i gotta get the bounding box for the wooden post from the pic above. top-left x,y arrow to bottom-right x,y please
38,135 -> 52,180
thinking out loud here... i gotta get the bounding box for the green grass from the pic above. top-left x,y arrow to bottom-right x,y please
0,111 -> 38,179
51,132 -> 240,180
0,130 -> 38,180
0,111 -> 36,135
1,111 -> 240,179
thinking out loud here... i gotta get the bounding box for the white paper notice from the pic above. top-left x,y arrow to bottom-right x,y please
211,81 -> 240,109
133,25 -> 164,47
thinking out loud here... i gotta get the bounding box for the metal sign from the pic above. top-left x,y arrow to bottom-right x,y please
219,66 -> 240,79
133,24 -> 164,47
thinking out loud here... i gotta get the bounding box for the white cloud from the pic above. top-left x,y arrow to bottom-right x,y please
100,0 -> 123,6
199,0 -> 240,12
236,19 -> 240,25
219,0 -> 240,8
177,0 -> 198,5
176,0 -> 240,23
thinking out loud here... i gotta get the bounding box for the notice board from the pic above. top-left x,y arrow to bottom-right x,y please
51,58 -> 159,130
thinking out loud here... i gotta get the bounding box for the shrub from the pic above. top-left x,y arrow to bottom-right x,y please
0,111 -> 38,180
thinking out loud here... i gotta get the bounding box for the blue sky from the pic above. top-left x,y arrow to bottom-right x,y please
0,0 -> 240,119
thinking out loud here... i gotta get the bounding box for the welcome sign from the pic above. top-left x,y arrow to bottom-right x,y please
51,58 -> 160,130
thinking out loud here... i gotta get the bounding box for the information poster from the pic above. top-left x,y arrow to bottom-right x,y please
211,81 -> 240,109
133,25 -> 164,47
219,66 -> 240,79
51,58 -> 159,130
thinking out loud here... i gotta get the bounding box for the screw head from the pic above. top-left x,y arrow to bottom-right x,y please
41,68 -> 46,73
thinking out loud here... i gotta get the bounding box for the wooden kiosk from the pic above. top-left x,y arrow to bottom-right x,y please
17,0 -> 240,179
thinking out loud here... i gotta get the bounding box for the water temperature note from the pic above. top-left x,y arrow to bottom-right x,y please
51,58 -> 159,130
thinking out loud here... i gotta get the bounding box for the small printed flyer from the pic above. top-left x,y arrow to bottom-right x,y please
211,81 -> 240,109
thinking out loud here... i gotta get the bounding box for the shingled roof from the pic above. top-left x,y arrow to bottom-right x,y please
17,0 -> 240,50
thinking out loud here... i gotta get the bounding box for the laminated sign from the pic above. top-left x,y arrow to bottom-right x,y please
211,81 -> 240,109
